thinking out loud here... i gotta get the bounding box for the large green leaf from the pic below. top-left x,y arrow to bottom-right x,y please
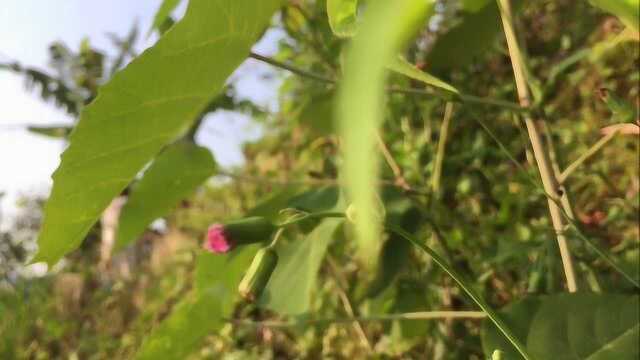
482,293 -> 640,359
426,1 -> 502,71
326,0 -> 358,38
258,219 -> 343,315
589,0 -> 640,32
34,0 -> 284,266
336,0 -> 433,264
115,141 -> 216,251
134,248 -> 256,359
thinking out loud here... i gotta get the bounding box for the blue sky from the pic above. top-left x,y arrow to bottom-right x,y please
0,1 -> 282,219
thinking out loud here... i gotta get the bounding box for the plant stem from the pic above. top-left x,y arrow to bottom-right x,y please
376,131 -> 412,191
496,0 -> 578,293
387,225 -> 533,360
558,129 -> 620,184
229,310 -> 486,328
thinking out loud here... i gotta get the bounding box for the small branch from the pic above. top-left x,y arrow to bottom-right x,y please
558,129 -> 620,184
248,52 -> 335,84
431,102 -> 454,195
248,52 -> 527,112
326,255 -> 372,352
376,131 -> 412,191
228,311 -> 486,328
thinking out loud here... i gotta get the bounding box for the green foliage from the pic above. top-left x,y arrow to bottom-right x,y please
326,0 -> 358,38
482,293 -> 640,359
115,141 -> 216,250
135,249 -> 257,359
337,0 -> 434,265
589,0 -> 640,32
260,219 -> 343,315
34,0 -> 284,266
3,0 -> 639,358
150,0 -> 183,34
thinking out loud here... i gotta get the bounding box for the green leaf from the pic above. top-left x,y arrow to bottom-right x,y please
589,0 -> 640,32
327,0 -> 358,38
482,293 -> 640,359
135,248 -> 256,360
34,0 -> 284,266
298,94 -> 335,135
150,0 -> 183,34
388,56 -> 459,94
27,125 -> 73,139
115,141 -> 216,251
336,0 -> 434,263
426,1 -> 502,71
258,219 -> 343,315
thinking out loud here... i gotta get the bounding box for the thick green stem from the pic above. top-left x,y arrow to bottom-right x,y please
496,0 -> 578,293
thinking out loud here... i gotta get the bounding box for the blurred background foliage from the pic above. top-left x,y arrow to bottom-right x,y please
1,0 -> 638,358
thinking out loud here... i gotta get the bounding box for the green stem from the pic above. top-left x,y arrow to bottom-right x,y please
230,311 -> 486,328
386,225 -> 533,360
276,211 -> 345,227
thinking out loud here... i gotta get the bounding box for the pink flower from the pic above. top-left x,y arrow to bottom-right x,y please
204,224 -> 233,254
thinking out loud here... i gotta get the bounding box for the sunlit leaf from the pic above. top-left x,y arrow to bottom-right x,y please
388,56 -> 459,94
150,0 -> 183,35
115,141 -> 216,251
33,0 -> 284,266
336,0 -> 434,265
482,293 -> 640,359
327,0 -> 358,38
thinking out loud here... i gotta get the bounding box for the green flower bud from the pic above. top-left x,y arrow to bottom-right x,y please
238,248 -> 279,302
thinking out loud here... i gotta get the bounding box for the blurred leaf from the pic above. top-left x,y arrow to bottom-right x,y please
135,249 -> 256,359
246,187 -> 301,221
259,219 -> 343,315
288,186 -> 340,213
589,0 -> 640,32
27,125 -> 73,139
34,0 -> 284,266
150,0 -> 183,35
461,0 -> 493,12
298,94 -> 335,135
482,293 -> 640,359
115,141 -> 216,250
337,0 -> 434,266
327,0 -> 358,38
426,2 -> 502,71
388,56 -> 459,94
598,88 -> 638,123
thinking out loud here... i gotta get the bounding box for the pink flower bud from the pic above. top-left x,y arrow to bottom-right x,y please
203,217 -> 276,254
204,224 -> 233,253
